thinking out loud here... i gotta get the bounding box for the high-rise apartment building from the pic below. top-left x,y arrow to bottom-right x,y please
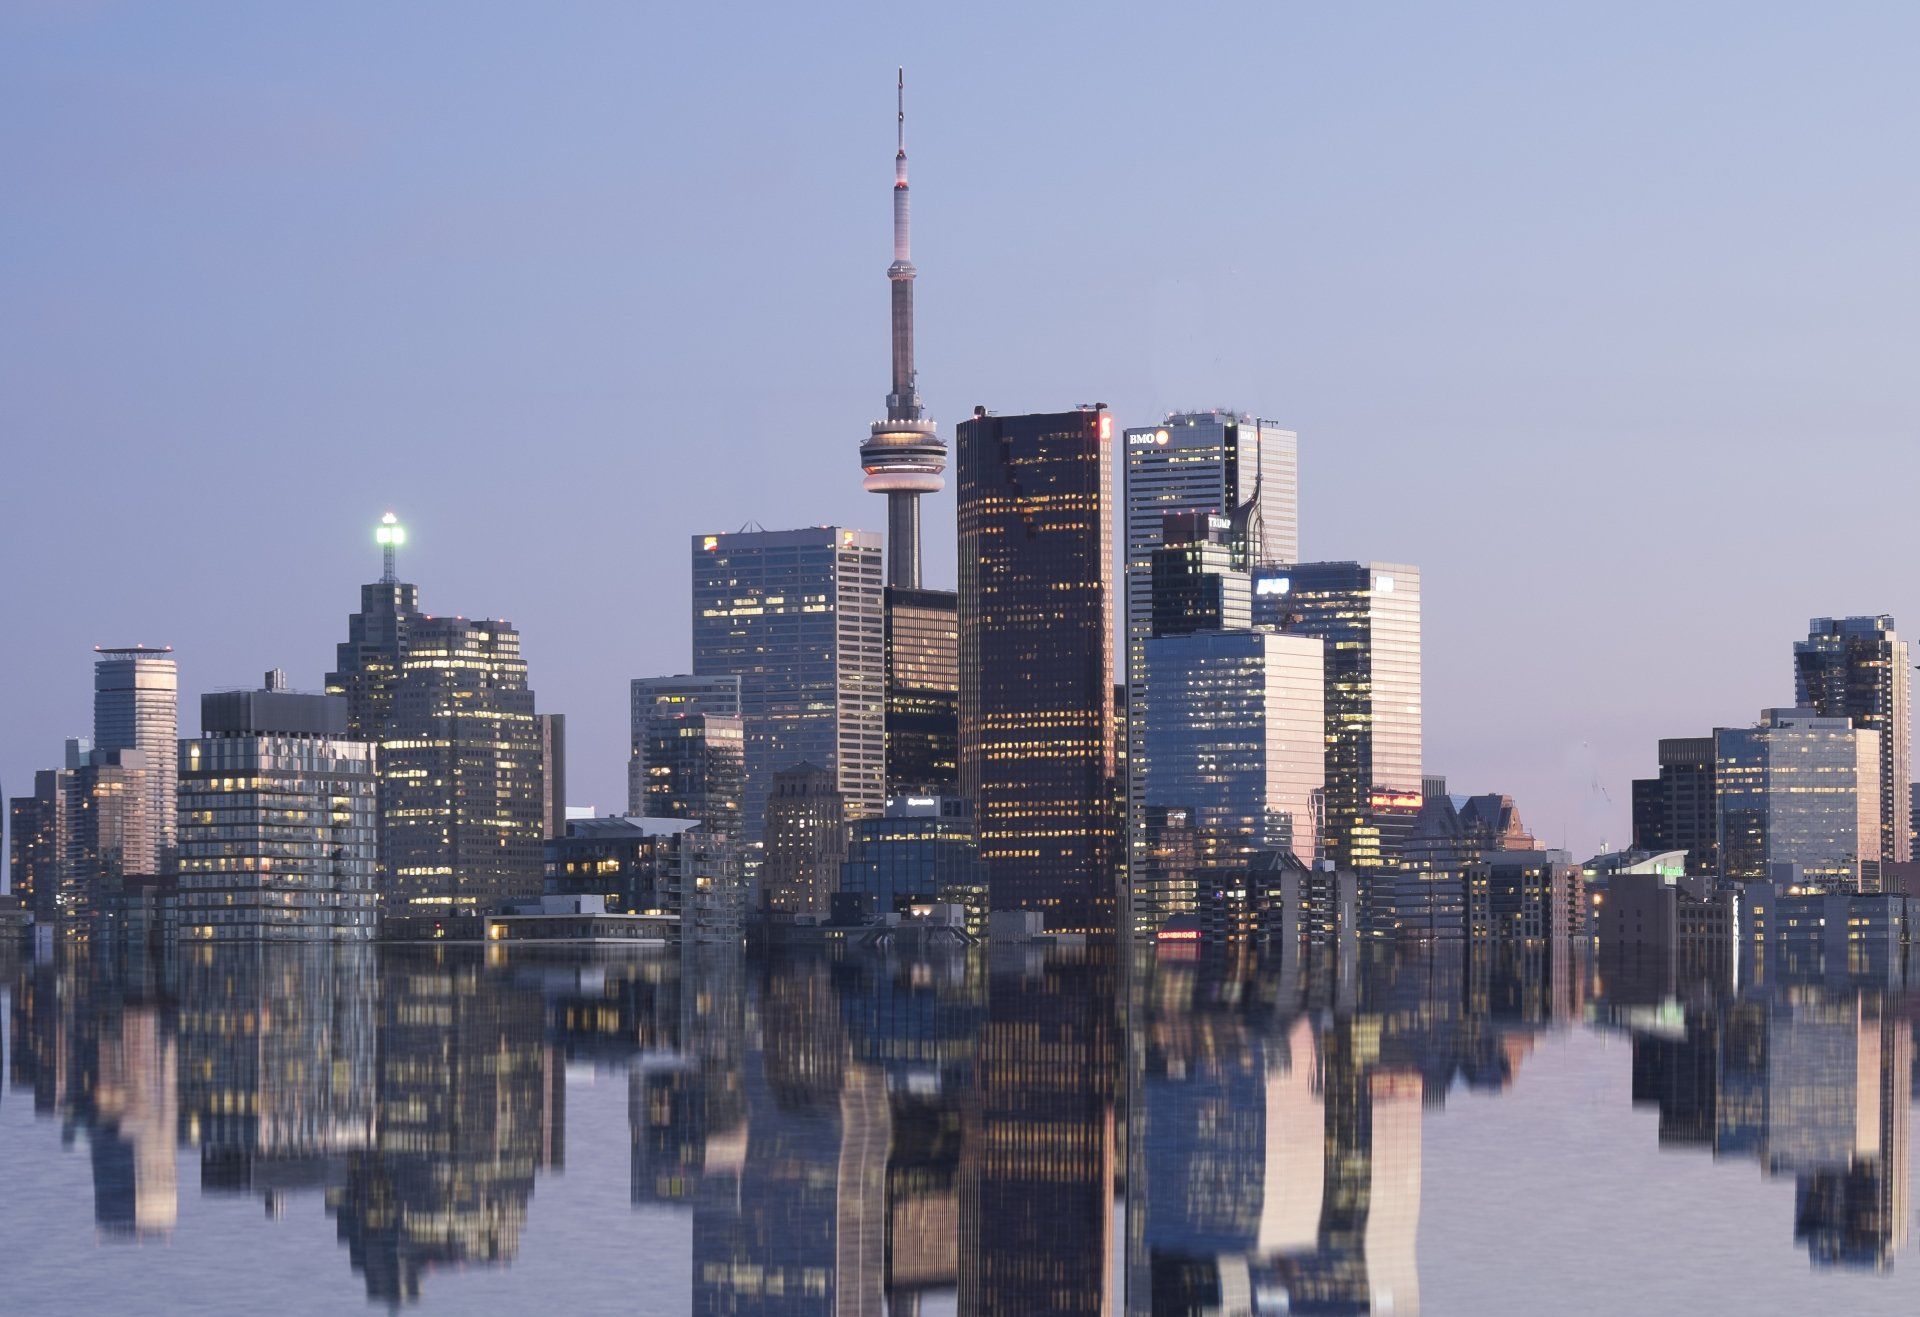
327,515 -> 547,912
690,527 -> 885,843
956,406 -> 1116,932
761,762 -> 849,919
7,770 -> 58,910
885,587 -> 959,794
628,675 -> 741,814
1795,615 -> 1911,864
92,645 -> 178,864
1252,562 -> 1422,872
176,673 -> 378,940
1716,708 -> 1881,889
1630,736 -> 1719,874
49,738 -> 154,925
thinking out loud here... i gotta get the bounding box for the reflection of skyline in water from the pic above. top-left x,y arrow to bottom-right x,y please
2,940 -> 1918,1311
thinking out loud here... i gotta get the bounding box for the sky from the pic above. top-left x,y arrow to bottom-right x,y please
4,1 -> 1919,859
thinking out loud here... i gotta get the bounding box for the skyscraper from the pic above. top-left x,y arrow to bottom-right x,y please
7,770 -> 58,911
1252,562 -> 1423,873
1716,708 -> 1882,889
92,644 -> 178,864
175,673 -> 379,940
761,761 -> 849,919
327,514 -> 547,912
628,674 -> 741,814
885,586 -> 959,794
50,739 -> 154,925
1794,615 -> 1911,864
538,712 -> 567,840
857,70 -> 946,590
381,615 -> 545,911
1630,736 -> 1719,874
690,526 -> 886,844
956,406 -> 1116,932
639,711 -> 744,838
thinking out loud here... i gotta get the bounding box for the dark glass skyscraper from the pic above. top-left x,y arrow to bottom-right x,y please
1630,735 -> 1719,874
1794,615 -> 1911,864
956,406 -> 1116,933
885,586 -> 959,794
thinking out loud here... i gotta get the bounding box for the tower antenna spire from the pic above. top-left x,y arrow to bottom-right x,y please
376,510 -> 406,585
859,66 -> 945,589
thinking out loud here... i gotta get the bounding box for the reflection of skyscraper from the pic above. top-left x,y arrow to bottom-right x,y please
959,950 -> 1115,1316
90,1002 -> 179,1241
956,408 -> 1117,932
328,952 -> 547,1304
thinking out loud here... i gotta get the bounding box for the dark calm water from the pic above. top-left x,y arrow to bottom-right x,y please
3,940 -> 1919,1315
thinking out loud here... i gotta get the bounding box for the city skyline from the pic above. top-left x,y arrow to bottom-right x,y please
7,5 -> 1920,862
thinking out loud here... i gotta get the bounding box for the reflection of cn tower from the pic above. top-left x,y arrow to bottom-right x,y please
859,68 -> 945,590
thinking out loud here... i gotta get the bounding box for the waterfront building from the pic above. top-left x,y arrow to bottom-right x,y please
1716,709 -> 1881,889
327,514 -> 546,910
92,645 -> 178,864
1795,616 -> 1911,864
761,762 -> 849,919
176,673 -> 378,940
1630,736 -> 1719,874
628,674 -> 741,813
1137,629 -> 1324,920
1251,562 -> 1422,873
379,614 -> 544,912
8,769 -> 58,913
956,405 -> 1116,932
1467,849 -> 1584,941
544,816 -> 744,940
49,739 -> 154,926
690,526 -> 886,843
885,586 -> 959,794
838,794 -> 988,928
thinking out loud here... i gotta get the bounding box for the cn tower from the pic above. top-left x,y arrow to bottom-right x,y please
859,68 -> 945,589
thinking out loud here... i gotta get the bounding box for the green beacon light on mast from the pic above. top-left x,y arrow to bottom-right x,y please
376,511 -> 406,583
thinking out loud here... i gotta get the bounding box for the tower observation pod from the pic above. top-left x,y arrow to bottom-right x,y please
859,68 -> 946,590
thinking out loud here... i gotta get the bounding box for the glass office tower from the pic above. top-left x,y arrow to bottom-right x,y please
1139,630 -> 1325,903
92,645 -> 178,861
690,527 -> 886,844
956,406 -> 1116,933
885,586 -> 960,794
1794,615 -> 1911,864
1252,562 -> 1422,872
628,674 -> 741,814
176,677 -> 378,940
1716,708 -> 1882,889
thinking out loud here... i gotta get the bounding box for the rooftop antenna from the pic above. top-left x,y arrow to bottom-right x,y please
376,511 -> 406,584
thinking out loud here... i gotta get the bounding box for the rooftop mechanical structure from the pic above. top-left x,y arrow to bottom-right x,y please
859,68 -> 945,590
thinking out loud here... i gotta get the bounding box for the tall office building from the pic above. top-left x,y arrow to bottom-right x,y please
628,674 -> 741,814
92,645 -> 178,864
1253,562 -> 1423,872
328,515 -> 546,911
639,712 -> 744,838
175,673 -> 379,940
956,406 -> 1116,932
380,615 -> 545,911
1630,736 -> 1719,874
1124,414 -> 1298,898
8,770 -> 58,910
762,762 -> 849,919
329,512 -> 417,743
857,70 -> 946,590
1716,708 -> 1881,889
885,587 -> 959,793
1137,630 -> 1325,920
1795,616 -> 1911,864
538,713 -> 567,839
690,527 -> 886,843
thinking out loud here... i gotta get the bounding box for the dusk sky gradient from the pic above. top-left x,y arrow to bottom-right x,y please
5,2 -> 1920,860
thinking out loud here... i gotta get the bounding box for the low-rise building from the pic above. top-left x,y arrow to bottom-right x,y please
544,816 -> 743,942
